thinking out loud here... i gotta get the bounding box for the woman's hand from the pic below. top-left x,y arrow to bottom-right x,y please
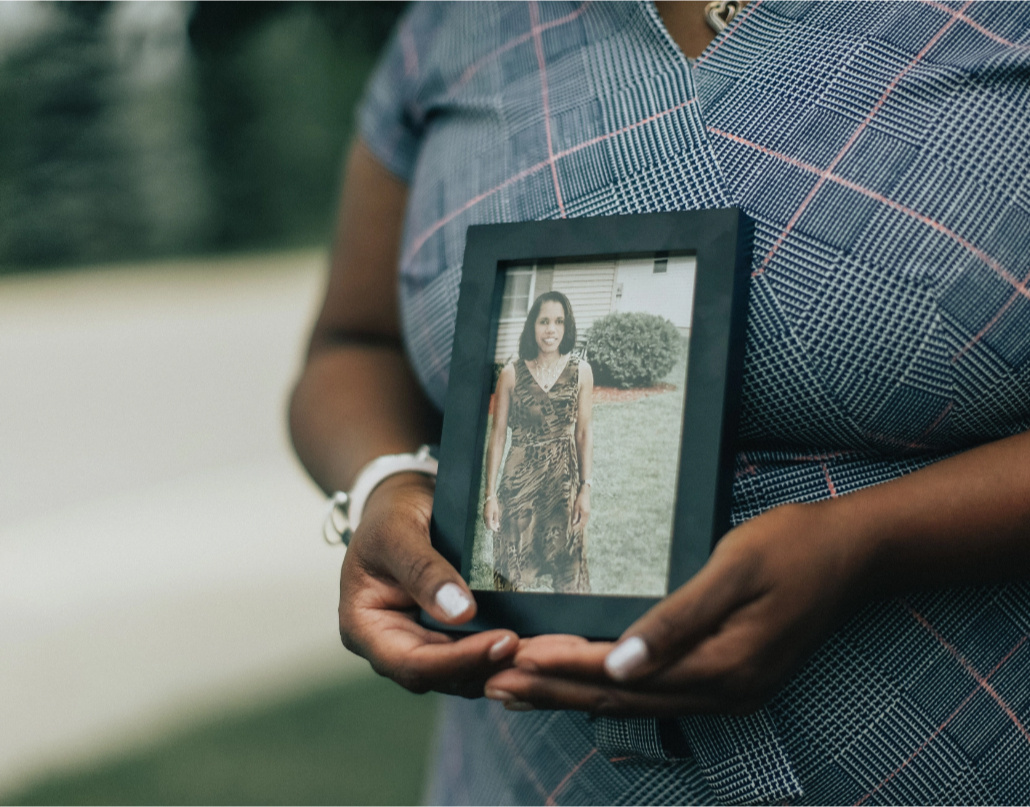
484,500 -> 869,715
339,473 -> 518,697
572,485 -> 591,529
483,496 -> 500,531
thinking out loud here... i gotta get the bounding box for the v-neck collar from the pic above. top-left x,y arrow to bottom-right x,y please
640,0 -> 760,71
523,355 -> 572,396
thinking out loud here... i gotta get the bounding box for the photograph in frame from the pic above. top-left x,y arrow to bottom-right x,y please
470,254 -> 697,597
425,210 -> 752,639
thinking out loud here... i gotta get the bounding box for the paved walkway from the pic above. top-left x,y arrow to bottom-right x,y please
0,253 -> 370,795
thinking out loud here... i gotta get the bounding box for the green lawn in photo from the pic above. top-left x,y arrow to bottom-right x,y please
471,350 -> 688,596
4,676 -> 440,806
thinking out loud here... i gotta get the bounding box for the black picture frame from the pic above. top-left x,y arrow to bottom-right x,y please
423,209 -> 752,640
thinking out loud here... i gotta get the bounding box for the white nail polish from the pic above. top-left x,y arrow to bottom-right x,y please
436,582 -> 472,619
489,635 -> 513,660
605,636 -> 648,681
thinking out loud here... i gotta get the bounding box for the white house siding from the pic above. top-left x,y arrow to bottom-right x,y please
553,259 -> 618,348
494,322 -> 524,364
494,265 -> 535,363
614,255 -> 696,331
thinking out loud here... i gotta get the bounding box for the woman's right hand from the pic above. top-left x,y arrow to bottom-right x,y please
338,473 -> 518,697
483,497 -> 500,531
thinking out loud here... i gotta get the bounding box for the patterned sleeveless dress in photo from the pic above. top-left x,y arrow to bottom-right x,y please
494,356 -> 589,594
358,2 -> 1030,804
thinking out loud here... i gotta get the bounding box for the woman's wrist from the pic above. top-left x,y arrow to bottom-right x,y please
802,494 -> 888,603
769,498 -> 880,613
364,471 -> 436,518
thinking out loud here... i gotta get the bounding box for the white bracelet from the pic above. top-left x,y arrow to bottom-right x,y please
323,445 -> 438,546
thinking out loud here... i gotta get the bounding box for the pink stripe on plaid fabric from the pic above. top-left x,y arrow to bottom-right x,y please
735,451 -> 862,479
553,100 -> 692,161
854,633 -> 1029,807
820,461 -> 839,497
827,174 -> 1028,298
529,1 -> 567,218
919,0 -> 1030,48
493,708 -> 551,800
546,747 -> 598,806
707,127 -> 1026,302
694,0 -> 764,67
859,400 -> 955,451
952,267 -> 1030,362
403,99 -> 694,265
791,451 -> 856,462
450,2 -> 591,95
921,401 -> 953,437
404,157 -> 551,264
736,452 -> 758,478
909,606 -> 1030,743
757,2 -> 973,273
861,430 -> 934,452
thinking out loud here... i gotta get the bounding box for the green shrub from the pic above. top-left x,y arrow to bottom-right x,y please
586,312 -> 682,389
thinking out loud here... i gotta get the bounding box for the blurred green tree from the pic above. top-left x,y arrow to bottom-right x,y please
0,2 -> 406,273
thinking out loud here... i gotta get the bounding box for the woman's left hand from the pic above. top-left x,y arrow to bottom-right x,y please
485,499 -> 871,715
572,485 -> 591,528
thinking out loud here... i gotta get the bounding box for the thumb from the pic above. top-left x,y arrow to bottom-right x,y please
379,533 -> 478,625
603,544 -> 753,681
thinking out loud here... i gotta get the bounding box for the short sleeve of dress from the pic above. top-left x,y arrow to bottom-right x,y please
356,3 -> 443,183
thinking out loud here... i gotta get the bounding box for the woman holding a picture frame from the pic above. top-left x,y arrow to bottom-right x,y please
289,2 -> 1030,805
482,291 -> 594,594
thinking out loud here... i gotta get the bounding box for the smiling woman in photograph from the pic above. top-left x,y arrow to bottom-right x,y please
482,291 -> 594,593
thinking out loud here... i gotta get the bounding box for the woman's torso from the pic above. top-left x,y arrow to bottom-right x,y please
508,356 -> 579,447
370,1 -> 1030,469
360,3 -> 1030,803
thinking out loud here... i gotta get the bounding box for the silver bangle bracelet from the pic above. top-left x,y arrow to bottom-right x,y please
322,445 -> 438,546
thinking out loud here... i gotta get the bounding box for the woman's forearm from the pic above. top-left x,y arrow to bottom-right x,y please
575,363 -> 594,484
575,424 -> 593,484
288,140 -> 440,495
484,370 -> 513,497
289,345 -> 441,494
828,428 -> 1030,597
484,438 -> 502,497
486,408 -> 510,494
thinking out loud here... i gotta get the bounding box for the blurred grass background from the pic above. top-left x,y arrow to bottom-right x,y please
4,679 -> 439,807
0,3 -> 449,805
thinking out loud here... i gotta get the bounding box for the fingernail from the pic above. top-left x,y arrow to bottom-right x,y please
488,635 -> 514,661
504,700 -> 534,712
605,636 -> 648,681
484,687 -> 515,702
436,583 -> 472,619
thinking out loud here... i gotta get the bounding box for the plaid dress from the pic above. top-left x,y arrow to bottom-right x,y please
357,2 -> 1030,803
